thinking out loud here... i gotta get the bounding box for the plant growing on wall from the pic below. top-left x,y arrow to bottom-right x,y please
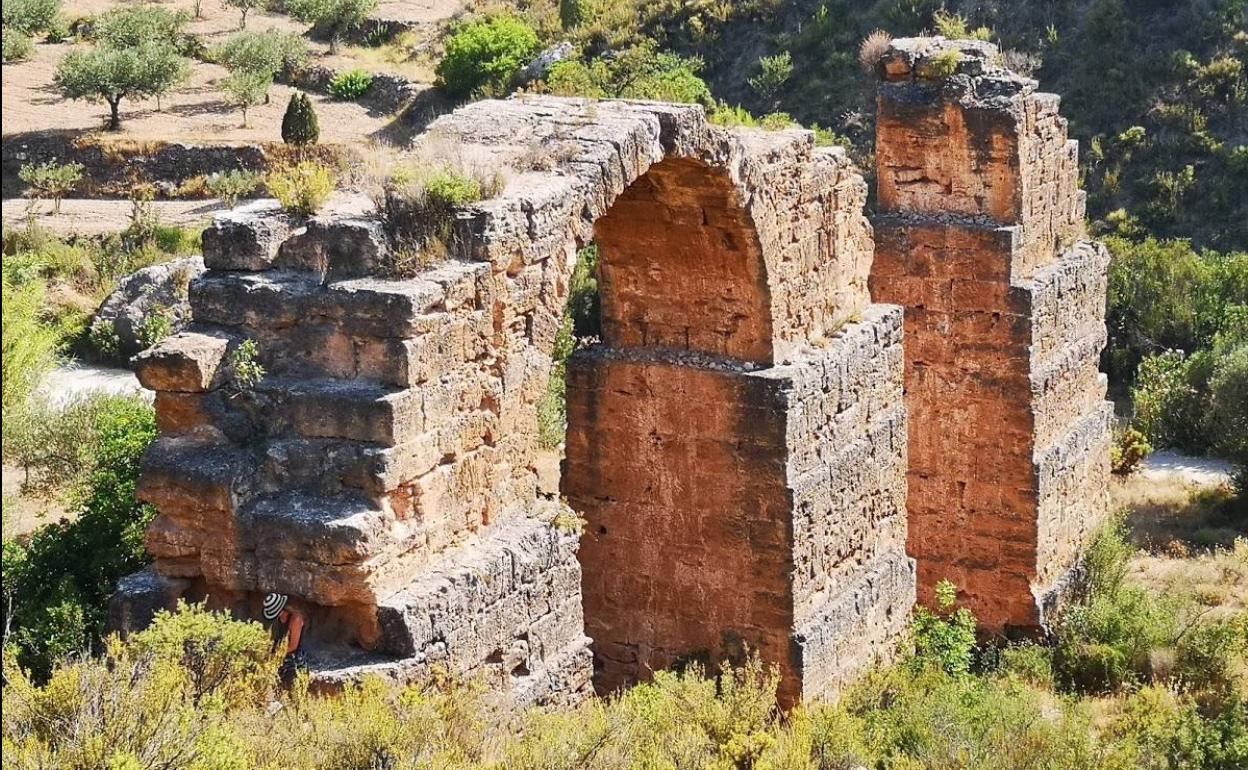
228,339 -> 266,391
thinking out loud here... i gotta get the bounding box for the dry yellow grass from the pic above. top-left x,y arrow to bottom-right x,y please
1113,473 -> 1247,621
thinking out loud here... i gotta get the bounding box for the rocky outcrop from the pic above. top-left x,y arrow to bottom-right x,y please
91,256 -> 205,363
869,38 -> 1112,633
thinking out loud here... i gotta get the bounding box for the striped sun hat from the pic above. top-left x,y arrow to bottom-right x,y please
262,592 -> 289,620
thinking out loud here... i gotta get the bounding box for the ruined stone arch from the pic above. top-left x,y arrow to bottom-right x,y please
113,36 -> 1112,712
119,97 -> 912,707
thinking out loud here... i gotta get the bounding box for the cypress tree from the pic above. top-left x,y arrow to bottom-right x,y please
281,92 -> 320,146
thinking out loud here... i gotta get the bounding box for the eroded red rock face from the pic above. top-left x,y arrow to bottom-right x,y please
870,38 -> 1112,634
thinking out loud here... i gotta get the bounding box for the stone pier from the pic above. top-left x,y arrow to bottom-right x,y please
869,39 -> 1113,633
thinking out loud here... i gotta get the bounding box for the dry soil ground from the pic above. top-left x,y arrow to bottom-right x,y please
2,0 -> 468,144
2,198 -> 227,234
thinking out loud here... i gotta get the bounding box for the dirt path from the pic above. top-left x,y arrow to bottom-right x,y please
1138,449 -> 1235,486
3,198 -> 228,235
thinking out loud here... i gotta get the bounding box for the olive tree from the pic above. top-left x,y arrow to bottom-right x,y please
213,30 -> 308,79
225,0 -> 267,30
222,70 -> 271,126
286,0 -> 377,53
92,5 -> 189,48
55,43 -> 189,130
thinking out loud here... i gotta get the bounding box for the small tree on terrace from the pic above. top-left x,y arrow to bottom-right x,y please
93,5 -> 189,48
225,0 -> 267,30
286,0 -> 377,53
281,91 -> 319,146
55,43 -> 189,130
214,30 -> 308,80
222,70 -> 271,127
3,0 -> 62,35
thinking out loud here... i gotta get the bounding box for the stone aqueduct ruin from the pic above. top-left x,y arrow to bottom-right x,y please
112,39 -> 1112,707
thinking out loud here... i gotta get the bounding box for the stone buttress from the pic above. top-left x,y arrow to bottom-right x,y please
869,39 -> 1113,633
111,97 -> 915,706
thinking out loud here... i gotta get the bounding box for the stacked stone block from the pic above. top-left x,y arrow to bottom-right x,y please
114,97 -> 914,705
870,39 -> 1113,633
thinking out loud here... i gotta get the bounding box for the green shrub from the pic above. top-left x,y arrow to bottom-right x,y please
205,169 -> 263,207
286,0 -> 377,53
1111,425 -> 1154,475
131,602 -> 275,706
18,161 -> 84,213
1104,237 -> 1247,386
2,0 -> 61,34
748,51 -> 792,106
909,579 -> 978,676
437,14 -> 540,97
545,43 -> 711,104
1131,349 -> 1207,451
2,395 -> 156,680
213,29 -> 308,78
3,394 -> 138,496
281,91 -> 320,146
1,269 -> 60,422
328,67 -> 373,100
932,9 -> 992,41
267,161 -> 335,216
91,5 -> 188,49
921,49 -> 963,79
382,164 -> 500,270
2,26 -> 36,62
1205,340 -> 1248,469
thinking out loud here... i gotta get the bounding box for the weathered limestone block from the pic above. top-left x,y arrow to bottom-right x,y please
870,39 -> 1112,633
202,201 -> 295,271
133,330 -> 234,392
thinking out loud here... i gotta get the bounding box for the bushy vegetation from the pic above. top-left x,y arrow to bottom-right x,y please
1104,236 -> 1247,386
328,67 -> 374,100
1,221 -> 201,370
205,169 -> 264,207
267,160 -> 336,215
5,515 -> 1244,768
437,14 -> 540,97
544,41 -> 711,103
286,0 -> 378,54
213,28 -> 308,81
3,394 -> 156,680
18,161 -> 84,214
2,0 -> 61,36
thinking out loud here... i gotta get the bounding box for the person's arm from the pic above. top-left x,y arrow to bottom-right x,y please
286,612 -> 304,654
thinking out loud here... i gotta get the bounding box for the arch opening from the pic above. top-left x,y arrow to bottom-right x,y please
559,156 -> 788,696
